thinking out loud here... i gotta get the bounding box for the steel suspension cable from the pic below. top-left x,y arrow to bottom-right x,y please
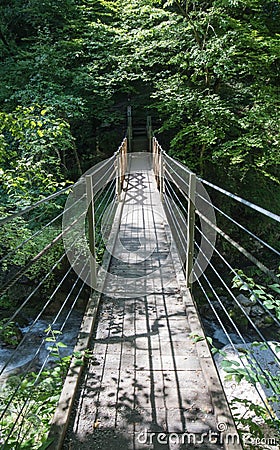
194,224 -> 280,330
198,177 -> 280,223
0,236 -> 83,374
0,185 -> 72,226
0,210 -> 87,298
193,231 -> 280,366
195,239 -> 280,400
0,248 -> 89,428
163,191 -> 188,259
165,179 -> 188,216
0,194 -> 86,265
1,271 -> 88,446
196,210 -> 278,283
195,190 -> 280,257
195,269 -> 274,419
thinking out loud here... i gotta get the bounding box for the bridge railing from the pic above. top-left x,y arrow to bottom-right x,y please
152,136 -> 280,433
0,148 -> 124,448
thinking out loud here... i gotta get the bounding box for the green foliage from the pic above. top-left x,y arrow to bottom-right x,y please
113,0 -> 280,210
221,345 -> 280,446
0,327 -> 70,449
0,216 -> 64,289
0,320 -> 22,347
0,0 -> 279,201
232,269 -> 280,320
0,106 -> 72,208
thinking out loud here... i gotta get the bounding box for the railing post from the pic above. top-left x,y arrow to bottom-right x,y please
124,138 -> 128,173
153,137 -> 156,172
159,150 -> 164,201
85,174 -> 97,290
147,116 -> 152,152
116,154 -> 121,201
127,106 -> 132,152
186,173 -> 196,289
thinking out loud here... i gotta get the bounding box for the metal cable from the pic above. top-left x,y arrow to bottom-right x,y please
164,174 -> 280,368
195,190 -> 280,256
164,166 -> 190,198
198,177 -> 280,223
0,194 -> 86,265
165,179 -> 188,215
95,197 -> 118,255
163,191 -> 188,261
0,268 -> 87,445
164,187 -> 188,256
0,153 -> 116,227
194,241 -> 280,406
196,210 -> 279,283
94,182 -> 117,244
164,162 -> 190,193
0,210 -> 87,298
94,179 -> 116,221
163,151 -> 193,175
193,231 -> 280,366
195,224 -> 280,330
0,248 -> 88,426
195,271 -> 275,418
0,185 -> 72,226
0,226 -> 86,334
36,273 -> 87,378
91,164 -> 116,205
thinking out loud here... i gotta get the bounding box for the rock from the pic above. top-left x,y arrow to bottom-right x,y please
251,305 -> 265,317
242,306 -> 252,316
236,293 -> 256,307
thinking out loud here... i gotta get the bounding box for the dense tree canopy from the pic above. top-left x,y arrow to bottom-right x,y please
0,0 -> 279,211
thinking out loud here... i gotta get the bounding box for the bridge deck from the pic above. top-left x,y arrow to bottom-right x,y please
61,154 -> 236,450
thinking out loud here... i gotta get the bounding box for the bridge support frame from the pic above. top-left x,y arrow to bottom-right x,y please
186,172 -> 196,289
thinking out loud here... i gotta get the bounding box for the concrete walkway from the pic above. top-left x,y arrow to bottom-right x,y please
62,154 -> 239,450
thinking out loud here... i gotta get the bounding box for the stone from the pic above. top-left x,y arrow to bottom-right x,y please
236,294 -> 256,307
250,305 -> 264,317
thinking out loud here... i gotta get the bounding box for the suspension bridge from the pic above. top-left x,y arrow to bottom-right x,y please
0,112 -> 279,450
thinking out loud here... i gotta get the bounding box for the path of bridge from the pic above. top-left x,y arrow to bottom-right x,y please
53,153 -> 239,450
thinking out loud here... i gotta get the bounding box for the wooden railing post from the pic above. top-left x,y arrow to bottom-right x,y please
127,106 -> 132,152
159,150 -> 164,201
85,174 -> 97,290
116,154 -> 121,201
152,137 -> 156,174
186,173 -> 196,289
124,138 -> 128,173
147,116 -> 152,152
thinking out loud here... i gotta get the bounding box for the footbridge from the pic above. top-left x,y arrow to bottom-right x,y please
0,115 -> 279,450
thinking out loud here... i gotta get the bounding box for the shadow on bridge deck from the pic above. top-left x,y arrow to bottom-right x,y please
54,153 -> 240,450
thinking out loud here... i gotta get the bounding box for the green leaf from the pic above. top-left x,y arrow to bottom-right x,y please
37,439 -> 55,450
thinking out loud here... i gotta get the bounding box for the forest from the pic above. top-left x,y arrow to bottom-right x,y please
0,0 -> 279,212
0,1 -> 279,449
